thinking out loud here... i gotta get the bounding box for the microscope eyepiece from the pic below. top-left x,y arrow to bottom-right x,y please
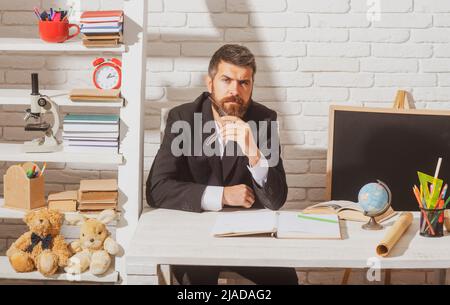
31,73 -> 39,95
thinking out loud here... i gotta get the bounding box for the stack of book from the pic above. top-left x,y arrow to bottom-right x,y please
80,10 -> 124,47
63,114 -> 119,153
69,88 -> 123,103
78,179 -> 118,212
48,190 -> 78,212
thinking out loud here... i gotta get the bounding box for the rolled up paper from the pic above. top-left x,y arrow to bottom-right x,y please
376,212 -> 413,257
445,210 -> 450,233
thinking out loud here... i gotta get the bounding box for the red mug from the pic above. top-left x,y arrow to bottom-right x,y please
38,20 -> 80,43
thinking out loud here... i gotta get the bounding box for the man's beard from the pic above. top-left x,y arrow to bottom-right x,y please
210,90 -> 251,118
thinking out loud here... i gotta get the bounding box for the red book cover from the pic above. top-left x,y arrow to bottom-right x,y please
81,10 -> 123,18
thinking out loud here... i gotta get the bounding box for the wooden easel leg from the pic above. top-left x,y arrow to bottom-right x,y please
385,269 -> 391,285
342,268 -> 351,285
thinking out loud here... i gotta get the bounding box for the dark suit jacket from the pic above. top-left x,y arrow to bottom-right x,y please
146,92 -> 288,212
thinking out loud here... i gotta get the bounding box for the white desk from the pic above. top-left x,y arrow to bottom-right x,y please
126,209 -> 450,285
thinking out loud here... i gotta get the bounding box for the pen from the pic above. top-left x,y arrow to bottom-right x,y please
33,7 -> 41,20
40,11 -> 48,21
39,162 -> 47,177
439,184 -> 447,200
429,157 -> 442,208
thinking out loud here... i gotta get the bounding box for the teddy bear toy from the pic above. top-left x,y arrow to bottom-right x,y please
6,208 -> 71,276
64,209 -> 120,275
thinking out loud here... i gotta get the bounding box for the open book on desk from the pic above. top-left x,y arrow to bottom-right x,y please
302,200 -> 397,223
211,210 -> 341,240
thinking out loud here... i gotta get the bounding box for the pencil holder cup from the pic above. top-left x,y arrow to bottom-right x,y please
3,162 -> 46,211
39,20 -> 80,43
419,207 -> 445,237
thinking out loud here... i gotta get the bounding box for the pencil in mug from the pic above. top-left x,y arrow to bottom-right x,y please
413,185 -> 435,235
39,162 -> 47,177
416,185 -> 439,234
429,184 -> 448,225
413,185 -> 428,231
428,157 -> 442,209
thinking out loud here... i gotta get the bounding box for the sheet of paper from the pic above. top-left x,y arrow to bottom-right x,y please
211,210 -> 276,236
277,212 -> 341,239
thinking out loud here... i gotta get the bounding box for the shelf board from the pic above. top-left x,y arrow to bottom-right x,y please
0,38 -> 125,53
0,256 -> 118,283
0,143 -> 123,164
0,89 -> 124,108
0,199 -> 119,226
0,199 -> 24,219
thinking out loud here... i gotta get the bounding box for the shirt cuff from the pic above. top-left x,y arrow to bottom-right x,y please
247,153 -> 269,187
201,186 -> 224,211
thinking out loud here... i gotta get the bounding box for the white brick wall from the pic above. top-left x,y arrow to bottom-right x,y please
1,0 -> 449,284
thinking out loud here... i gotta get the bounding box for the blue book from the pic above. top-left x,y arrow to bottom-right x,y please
64,114 -> 119,124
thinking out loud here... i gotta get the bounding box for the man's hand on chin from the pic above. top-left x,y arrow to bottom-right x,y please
219,116 -> 261,167
222,184 -> 255,208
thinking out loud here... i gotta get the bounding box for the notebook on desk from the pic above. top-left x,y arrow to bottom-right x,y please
211,210 -> 341,239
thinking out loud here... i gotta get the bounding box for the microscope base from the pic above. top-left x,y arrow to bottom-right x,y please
23,137 -> 62,153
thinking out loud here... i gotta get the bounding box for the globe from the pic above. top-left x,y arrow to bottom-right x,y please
358,180 -> 391,217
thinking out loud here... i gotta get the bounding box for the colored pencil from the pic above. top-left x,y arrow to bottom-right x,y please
413,186 -> 435,235
39,162 -> 47,177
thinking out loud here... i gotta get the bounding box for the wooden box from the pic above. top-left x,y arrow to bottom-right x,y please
3,162 -> 46,211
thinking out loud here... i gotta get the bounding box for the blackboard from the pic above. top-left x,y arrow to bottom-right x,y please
326,106 -> 450,211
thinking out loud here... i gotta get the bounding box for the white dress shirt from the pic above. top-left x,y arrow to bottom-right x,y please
200,121 -> 269,211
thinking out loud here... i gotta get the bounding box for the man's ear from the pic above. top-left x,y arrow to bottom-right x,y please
206,75 -> 213,93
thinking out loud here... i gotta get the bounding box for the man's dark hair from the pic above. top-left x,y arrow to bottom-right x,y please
208,44 -> 256,79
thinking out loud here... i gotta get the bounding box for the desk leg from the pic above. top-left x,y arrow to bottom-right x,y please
157,265 -> 172,285
341,268 -> 352,285
384,269 -> 391,285
438,269 -> 447,285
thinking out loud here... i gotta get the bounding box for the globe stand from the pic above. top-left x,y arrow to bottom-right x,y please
362,216 -> 383,230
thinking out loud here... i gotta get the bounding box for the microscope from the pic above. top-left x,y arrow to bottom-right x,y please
23,73 -> 61,153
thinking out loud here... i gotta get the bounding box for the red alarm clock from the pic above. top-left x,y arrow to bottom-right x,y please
92,57 -> 122,90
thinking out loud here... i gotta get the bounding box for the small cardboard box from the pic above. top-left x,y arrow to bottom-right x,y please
3,162 -> 46,211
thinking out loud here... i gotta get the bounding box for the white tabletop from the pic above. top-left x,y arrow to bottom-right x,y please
127,209 -> 450,270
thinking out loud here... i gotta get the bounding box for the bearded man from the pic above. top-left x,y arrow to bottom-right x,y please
146,44 -> 297,285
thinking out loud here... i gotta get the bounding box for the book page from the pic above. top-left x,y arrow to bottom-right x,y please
276,212 -> 341,239
302,200 -> 360,216
338,206 -> 396,222
211,210 -> 277,237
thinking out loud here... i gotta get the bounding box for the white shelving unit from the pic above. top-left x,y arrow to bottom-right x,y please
0,38 -> 126,53
0,257 -> 119,283
0,89 -> 124,108
0,143 -> 123,164
0,0 -> 147,284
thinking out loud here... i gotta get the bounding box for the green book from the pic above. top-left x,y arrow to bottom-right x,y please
64,114 -> 119,124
